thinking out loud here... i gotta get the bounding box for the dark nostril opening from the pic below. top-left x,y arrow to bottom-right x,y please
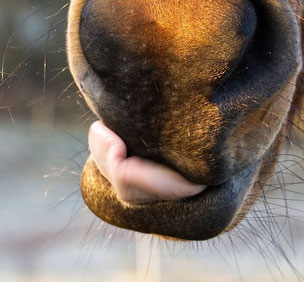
213,0 -> 300,110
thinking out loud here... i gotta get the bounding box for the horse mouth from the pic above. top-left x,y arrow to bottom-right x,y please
82,157 -> 267,241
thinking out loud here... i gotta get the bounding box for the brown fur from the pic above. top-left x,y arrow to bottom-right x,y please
67,0 -> 304,240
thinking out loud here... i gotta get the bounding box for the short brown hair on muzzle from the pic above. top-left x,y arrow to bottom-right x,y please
67,0 -> 302,240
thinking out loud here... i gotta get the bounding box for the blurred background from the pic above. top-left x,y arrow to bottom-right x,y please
1,1 -> 304,281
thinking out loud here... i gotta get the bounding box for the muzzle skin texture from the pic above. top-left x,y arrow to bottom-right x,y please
67,0 -> 303,240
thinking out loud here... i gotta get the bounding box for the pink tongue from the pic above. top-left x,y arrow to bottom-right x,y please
113,157 -> 207,204
89,121 -> 206,204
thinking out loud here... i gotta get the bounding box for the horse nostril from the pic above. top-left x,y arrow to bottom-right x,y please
79,0 -> 258,98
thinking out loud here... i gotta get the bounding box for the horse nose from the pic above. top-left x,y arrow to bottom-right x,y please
76,0 -> 261,186
79,0 -> 258,103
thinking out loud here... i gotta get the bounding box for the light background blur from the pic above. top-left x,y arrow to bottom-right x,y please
1,1 -> 304,281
